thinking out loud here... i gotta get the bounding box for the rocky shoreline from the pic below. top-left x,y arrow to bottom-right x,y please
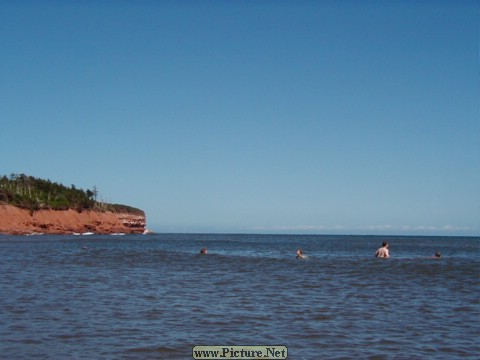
0,204 -> 146,235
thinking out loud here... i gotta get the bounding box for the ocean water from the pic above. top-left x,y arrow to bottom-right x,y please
0,234 -> 478,359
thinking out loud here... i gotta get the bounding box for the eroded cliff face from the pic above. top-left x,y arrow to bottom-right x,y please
0,204 -> 146,235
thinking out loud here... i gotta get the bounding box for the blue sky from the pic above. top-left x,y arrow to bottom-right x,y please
1,1 -> 478,236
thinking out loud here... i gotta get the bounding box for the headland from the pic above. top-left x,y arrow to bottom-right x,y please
0,174 -> 146,235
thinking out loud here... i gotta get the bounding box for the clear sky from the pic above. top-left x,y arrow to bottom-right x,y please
1,1 -> 478,236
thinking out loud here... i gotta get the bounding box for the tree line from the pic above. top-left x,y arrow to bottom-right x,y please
0,174 -> 143,215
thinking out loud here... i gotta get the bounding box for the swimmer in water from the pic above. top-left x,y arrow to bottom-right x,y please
433,252 -> 442,258
375,242 -> 390,258
296,248 -> 305,259
200,248 -> 208,254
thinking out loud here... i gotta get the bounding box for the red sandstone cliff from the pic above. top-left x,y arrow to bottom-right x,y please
0,204 -> 146,235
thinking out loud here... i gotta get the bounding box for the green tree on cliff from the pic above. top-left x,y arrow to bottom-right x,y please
0,174 -> 144,215
0,174 -> 95,212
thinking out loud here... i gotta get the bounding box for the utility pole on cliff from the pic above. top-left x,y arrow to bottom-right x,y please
93,185 -> 98,202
